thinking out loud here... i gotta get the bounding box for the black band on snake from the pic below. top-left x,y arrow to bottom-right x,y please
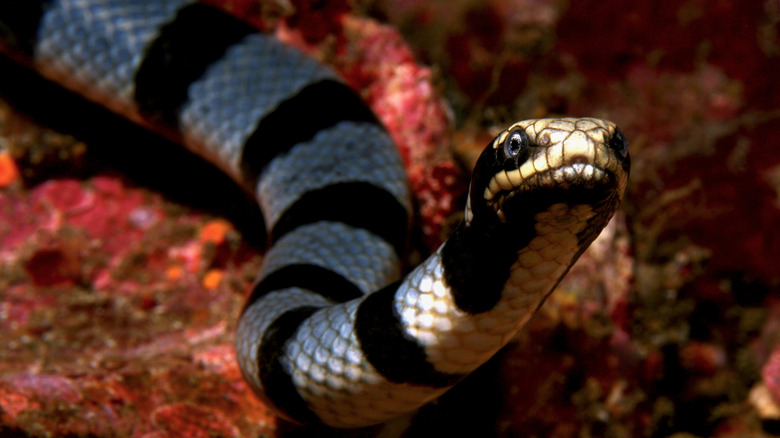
0,0 -> 630,428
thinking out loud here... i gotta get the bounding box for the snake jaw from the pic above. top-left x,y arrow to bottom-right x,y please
486,162 -> 614,223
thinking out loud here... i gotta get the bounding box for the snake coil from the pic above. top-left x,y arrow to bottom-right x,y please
0,0 -> 629,428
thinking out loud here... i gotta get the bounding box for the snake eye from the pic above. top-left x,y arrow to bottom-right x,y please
503,130 -> 528,158
609,129 -> 628,158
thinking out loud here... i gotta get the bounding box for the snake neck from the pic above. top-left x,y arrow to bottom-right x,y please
440,216 -> 533,314
389,199 -> 613,376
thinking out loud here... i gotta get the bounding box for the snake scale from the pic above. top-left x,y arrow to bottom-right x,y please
0,0 -> 630,429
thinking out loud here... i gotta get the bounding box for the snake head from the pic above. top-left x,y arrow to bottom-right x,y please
466,117 -> 630,231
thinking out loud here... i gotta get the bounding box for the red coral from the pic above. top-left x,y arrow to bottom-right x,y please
151,403 -> 240,438
680,342 -> 727,375
0,152 -> 19,187
763,347 -> 780,405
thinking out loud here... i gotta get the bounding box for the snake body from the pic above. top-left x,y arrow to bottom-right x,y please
0,0 -> 630,428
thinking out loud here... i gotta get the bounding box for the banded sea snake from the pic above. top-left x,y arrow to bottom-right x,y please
0,0 -> 630,429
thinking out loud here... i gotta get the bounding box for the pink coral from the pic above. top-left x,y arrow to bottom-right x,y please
763,348 -> 780,405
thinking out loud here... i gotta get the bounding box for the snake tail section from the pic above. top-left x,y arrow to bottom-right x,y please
0,0 -> 630,429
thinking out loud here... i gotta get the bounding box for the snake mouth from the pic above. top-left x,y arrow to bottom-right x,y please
516,162 -> 609,191
486,163 -> 617,222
